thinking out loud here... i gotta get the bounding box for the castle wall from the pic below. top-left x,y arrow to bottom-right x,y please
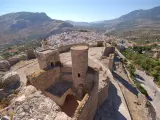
26,49 -> 36,59
97,41 -> 104,47
102,47 -> 115,57
74,72 -> 99,120
98,82 -> 109,107
46,53 -> 60,67
57,43 -> 88,53
88,42 -> 97,47
37,49 -> 60,70
108,54 -> 115,71
60,74 -> 73,82
37,59 -> 47,70
86,71 -> 96,92
60,66 -> 73,82
27,67 -> 60,90
61,66 -> 72,73
43,88 -> 74,106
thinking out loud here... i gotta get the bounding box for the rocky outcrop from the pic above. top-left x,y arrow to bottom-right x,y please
0,85 -> 71,120
7,56 -> 21,66
2,72 -> 20,85
0,60 -> 11,71
0,72 -> 20,100
1,71 -> 20,90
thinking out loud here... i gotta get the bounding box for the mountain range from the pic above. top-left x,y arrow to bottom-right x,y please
67,6 -> 160,29
0,12 -> 73,44
66,6 -> 160,36
0,6 -> 160,44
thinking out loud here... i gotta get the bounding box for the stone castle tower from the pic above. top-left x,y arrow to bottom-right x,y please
36,39 -> 60,70
71,46 -> 89,96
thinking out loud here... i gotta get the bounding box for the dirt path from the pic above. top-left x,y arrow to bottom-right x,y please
135,70 -> 160,119
11,59 -> 38,85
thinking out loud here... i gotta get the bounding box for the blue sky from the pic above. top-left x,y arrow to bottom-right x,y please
1,0 -> 160,22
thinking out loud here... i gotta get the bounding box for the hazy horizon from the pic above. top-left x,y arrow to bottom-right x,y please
1,0 -> 160,22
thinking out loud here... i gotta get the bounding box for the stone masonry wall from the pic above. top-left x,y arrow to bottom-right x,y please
43,88 -> 74,106
57,43 -> 88,53
37,49 -> 60,70
60,66 -> 72,82
27,67 -> 60,90
61,66 -> 72,73
60,74 -> 73,82
102,47 -> 115,57
26,49 -> 36,59
75,72 -> 99,120
108,54 -> 115,71
98,81 -> 110,107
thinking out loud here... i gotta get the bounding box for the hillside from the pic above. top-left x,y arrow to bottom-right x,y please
104,6 -> 160,30
67,6 -> 160,38
0,12 -> 73,44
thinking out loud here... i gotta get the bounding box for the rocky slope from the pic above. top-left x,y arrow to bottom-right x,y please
0,12 -> 74,44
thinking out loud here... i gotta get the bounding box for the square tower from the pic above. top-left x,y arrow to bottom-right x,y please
36,48 -> 60,70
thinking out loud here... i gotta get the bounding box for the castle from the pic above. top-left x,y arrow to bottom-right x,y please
26,39 -> 115,120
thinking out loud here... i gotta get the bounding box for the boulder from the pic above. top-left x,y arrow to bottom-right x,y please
2,71 -> 20,90
7,56 -> 21,66
0,60 -> 11,71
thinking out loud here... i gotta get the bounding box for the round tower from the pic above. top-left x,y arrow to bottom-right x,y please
71,45 -> 88,89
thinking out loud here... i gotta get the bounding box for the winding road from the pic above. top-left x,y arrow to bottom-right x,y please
116,48 -> 160,119
135,70 -> 160,119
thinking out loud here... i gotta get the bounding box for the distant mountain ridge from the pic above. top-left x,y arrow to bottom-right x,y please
1,6 -> 160,44
0,12 -> 73,44
66,6 -> 160,32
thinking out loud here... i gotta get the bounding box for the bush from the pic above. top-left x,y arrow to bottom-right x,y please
135,82 -> 148,96
127,63 -> 136,79
20,55 -> 26,60
122,48 -> 160,84
122,58 -> 128,65
2,52 -> 12,59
